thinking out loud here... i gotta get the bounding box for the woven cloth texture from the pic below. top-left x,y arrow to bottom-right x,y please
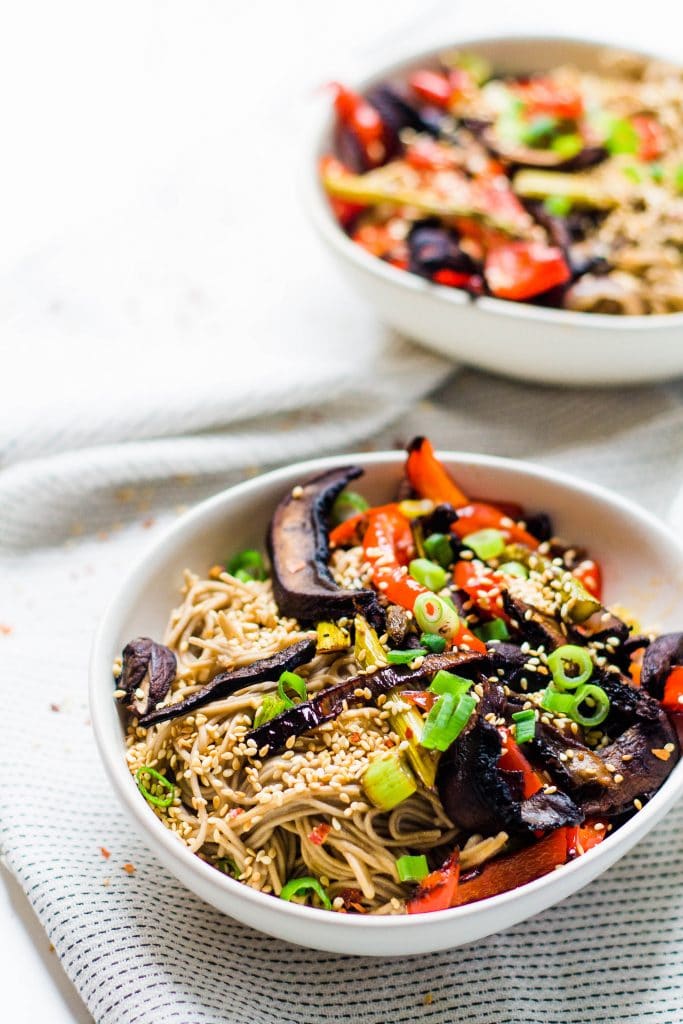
3,1 -> 683,1020
3,373 -> 683,1024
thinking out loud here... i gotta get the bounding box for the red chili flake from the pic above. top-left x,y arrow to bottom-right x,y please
384,739 -> 396,748
122,863 -> 136,875
402,690 -> 436,713
340,887 -> 367,913
349,732 -> 361,743
0,624 -> 12,636
100,847 -> 111,860
228,808 -> 244,820
50,703 -> 61,713
308,822 -> 331,846
405,726 -> 414,740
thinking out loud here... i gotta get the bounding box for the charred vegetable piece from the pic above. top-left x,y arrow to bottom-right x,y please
482,127 -> 607,172
116,637 -> 176,717
437,683 -> 582,836
453,828 -> 568,907
640,633 -> 683,700
407,221 -> 478,280
366,85 -> 440,154
267,466 -> 379,623
138,637 -> 316,727
527,674 -> 679,817
316,621 -> 351,653
503,592 -> 567,652
407,850 -> 460,914
245,651 -> 492,756
386,604 -> 411,646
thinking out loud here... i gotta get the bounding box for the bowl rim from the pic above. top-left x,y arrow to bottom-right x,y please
304,31 -> 683,332
90,449 -> 683,933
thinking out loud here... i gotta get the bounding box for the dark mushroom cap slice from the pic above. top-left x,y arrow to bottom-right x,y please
437,682 -> 582,837
503,591 -> 568,654
246,650 -> 492,757
139,637 -> 317,728
116,637 -> 176,717
267,466 -> 379,624
479,126 -> 607,172
640,633 -> 683,700
525,672 -> 679,818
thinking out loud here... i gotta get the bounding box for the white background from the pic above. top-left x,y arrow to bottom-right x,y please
1,1 -> 681,1020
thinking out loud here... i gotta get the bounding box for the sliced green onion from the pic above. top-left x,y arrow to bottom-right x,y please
547,644 -> 593,691
551,133 -> 583,158
216,857 -> 239,878
474,618 -> 510,643
409,557 -> 448,592
398,498 -> 434,519
330,490 -> 368,526
512,708 -> 536,744
362,752 -> 417,810
571,683 -> 610,728
605,117 -> 639,155
675,164 -> 683,194
420,632 -> 447,654
254,694 -> 289,728
280,876 -> 332,911
423,532 -> 454,569
387,647 -> 427,664
413,591 -> 461,639
623,164 -> 644,184
498,560 -> 529,579
227,548 -> 267,581
520,114 -> 558,146
649,163 -> 664,183
421,692 -> 477,752
277,671 -> 307,705
389,697 -> 438,788
429,669 -> 473,698
543,194 -> 572,217
396,854 -> 429,883
462,528 -> 506,561
540,687 -> 576,716
135,766 -> 176,808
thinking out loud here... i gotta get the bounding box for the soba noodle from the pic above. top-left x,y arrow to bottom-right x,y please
124,556 -> 507,913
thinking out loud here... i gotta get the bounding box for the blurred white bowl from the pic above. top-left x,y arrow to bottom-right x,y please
90,451 -> 683,955
305,35 -> 683,387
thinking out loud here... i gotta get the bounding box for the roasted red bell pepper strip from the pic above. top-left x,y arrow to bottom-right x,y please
329,502 -> 399,548
632,114 -> 664,162
512,77 -> 584,120
363,507 -> 427,610
453,560 -> 508,620
331,83 -> 385,164
572,558 -> 602,600
566,819 -> 607,858
408,69 -> 453,108
406,437 -> 469,508
662,666 -> 683,713
484,241 -> 571,301
432,268 -> 481,291
497,727 -> 543,798
451,502 -> 539,549
363,507 -> 485,652
452,828 -> 568,907
407,850 -> 460,914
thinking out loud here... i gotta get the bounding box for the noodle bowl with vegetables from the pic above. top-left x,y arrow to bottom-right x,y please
117,438 -> 682,915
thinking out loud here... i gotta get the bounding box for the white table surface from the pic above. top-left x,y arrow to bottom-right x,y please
2,0 -> 681,1020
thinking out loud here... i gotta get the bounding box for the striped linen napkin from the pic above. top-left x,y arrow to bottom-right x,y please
3,371 -> 683,1024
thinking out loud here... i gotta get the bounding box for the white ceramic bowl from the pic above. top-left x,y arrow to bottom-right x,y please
305,35 -> 683,387
90,451 -> 683,955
